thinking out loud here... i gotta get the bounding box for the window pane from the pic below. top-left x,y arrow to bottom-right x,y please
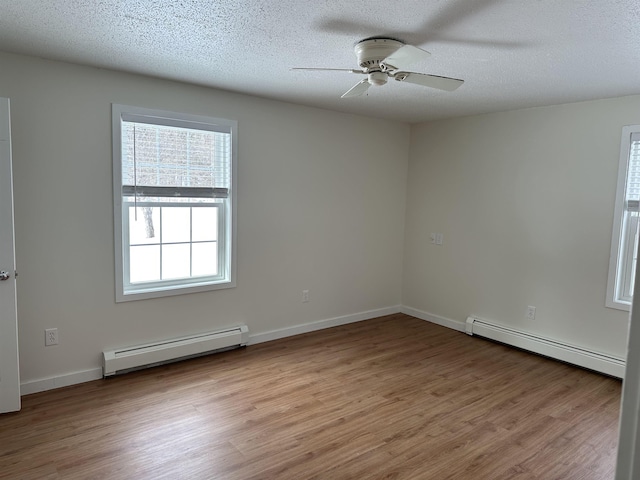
192,207 -> 218,241
130,245 -> 160,283
622,212 -> 640,299
115,105 -> 236,301
158,130 -> 188,187
162,207 -> 191,243
193,242 -> 218,277
122,122 -> 231,190
129,207 -> 160,245
162,243 -> 191,280
626,140 -> 640,202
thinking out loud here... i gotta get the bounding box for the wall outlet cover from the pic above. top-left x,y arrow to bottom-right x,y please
45,328 -> 59,346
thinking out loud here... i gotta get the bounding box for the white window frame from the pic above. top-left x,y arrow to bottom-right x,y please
607,125 -> 640,311
112,104 -> 237,302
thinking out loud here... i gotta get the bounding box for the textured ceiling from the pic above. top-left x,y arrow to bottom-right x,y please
1,0 -> 640,123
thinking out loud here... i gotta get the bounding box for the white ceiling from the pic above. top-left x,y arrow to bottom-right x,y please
1,0 -> 640,124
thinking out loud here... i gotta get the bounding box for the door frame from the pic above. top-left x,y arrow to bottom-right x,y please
0,97 -> 20,413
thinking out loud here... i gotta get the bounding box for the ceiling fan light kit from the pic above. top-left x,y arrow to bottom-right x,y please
368,71 -> 388,86
292,36 -> 464,98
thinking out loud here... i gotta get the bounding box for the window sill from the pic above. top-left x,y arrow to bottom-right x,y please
116,279 -> 235,303
606,298 -> 631,312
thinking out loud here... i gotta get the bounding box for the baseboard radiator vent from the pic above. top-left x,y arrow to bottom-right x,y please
103,325 -> 249,377
465,316 -> 625,378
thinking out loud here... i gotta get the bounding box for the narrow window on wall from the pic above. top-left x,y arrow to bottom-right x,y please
112,104 -> 237,302
607,126 -> 640,310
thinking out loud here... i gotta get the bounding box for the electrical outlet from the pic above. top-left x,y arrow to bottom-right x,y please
526,306 -> 536,320
430,233 -> 444,245
302,289 -> 310,303
45,328 -> 59,346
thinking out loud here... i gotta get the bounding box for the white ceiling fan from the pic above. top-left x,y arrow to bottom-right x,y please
292,37 -> 464,98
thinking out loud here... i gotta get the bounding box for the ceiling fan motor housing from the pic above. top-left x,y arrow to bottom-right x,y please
354,38 -> 404,72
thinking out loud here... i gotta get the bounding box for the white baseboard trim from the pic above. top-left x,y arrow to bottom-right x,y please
21,367 -> 103,396
24,305 -> 618,395
465,315 -> 626,378
249,305 -> 402,345
402,305 -> 626,378
19,306 -> 402,395
400,306 -> 466,332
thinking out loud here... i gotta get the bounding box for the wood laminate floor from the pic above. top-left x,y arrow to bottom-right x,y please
0,314 -> 622,479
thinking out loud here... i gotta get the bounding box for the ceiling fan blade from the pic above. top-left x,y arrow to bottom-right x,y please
419,0 -> 503,38
316,18 -> 379,35
427,35 -> 527,49
382,45 -> 431,71
341,79 -> 371,98
291,67 -> 364,74
396,72 -> 464,91
318,0 -> 524,54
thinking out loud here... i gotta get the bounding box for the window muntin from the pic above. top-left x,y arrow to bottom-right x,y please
607,126 -> 640,310
124,202 -> 223,285
113,105 -> 236,302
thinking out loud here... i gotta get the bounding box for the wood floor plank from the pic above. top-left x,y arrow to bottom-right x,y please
0,314 -> 622,479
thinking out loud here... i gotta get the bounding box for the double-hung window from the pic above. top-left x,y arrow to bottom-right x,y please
112,105 -> 237,302
607,125 -> 640,310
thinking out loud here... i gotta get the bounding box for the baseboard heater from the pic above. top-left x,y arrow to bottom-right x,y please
465,316 -> 625,378
102,325 -> 249,377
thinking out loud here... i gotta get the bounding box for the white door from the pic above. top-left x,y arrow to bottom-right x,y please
616,267 -> 640,478
0,97 -> 20,413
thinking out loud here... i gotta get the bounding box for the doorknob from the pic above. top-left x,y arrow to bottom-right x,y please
0,271 -> 10,281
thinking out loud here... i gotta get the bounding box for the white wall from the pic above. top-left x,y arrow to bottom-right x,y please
2,48 -> 635,387
0,52 -> 409,384
403,97 -> 640,358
